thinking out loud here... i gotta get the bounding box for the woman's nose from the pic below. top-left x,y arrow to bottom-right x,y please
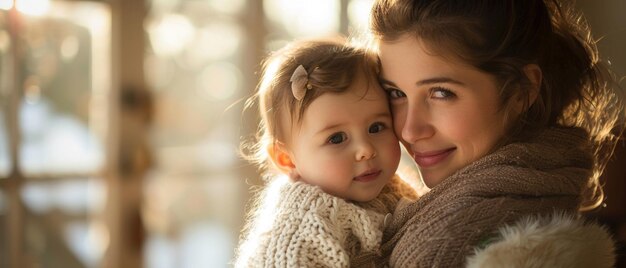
355,139 -> 377,161
401,104 -> 435,144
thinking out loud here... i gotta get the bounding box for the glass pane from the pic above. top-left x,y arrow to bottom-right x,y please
21,178 -> 107,267
145,221 -> 233,268
63,219 -> 108,268
143,173 -> 240,268
17,2 -> 110,175
21,178 -> 106,215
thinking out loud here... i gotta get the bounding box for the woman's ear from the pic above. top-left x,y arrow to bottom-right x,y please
268,142 -> 298,179
522,64 -> 542,106
511,64 -> 542,115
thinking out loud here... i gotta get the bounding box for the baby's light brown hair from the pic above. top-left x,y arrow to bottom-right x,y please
244,37 -> 379,179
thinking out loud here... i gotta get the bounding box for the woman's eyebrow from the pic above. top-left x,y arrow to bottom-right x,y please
378,77 -> 466,88
416,77 -> 465,86
378,78 -> 397,87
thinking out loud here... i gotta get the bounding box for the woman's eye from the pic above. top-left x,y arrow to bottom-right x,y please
431,87 -> 456,99
386,89 -> 406,99
327,132 -> 347,144
369,122 -> 386,133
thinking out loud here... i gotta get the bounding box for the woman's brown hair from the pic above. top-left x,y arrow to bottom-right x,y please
370,0 -> 625,210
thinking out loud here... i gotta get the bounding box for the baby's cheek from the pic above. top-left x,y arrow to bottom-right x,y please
306,157 -> 351,182
386,135 -> 402,158
376,138 -> 401,171
390,145 -> 402,168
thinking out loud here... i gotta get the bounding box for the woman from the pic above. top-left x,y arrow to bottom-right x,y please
369,0 -> 624,266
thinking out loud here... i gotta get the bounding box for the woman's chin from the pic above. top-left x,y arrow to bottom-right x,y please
420,173 -> 444,189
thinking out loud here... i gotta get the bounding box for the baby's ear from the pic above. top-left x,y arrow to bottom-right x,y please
268,142 -> 299,179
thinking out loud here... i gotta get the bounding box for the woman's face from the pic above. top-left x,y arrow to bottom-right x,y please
378,36 -> 512,188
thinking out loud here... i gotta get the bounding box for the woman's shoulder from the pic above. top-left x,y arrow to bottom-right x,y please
466,213 -> 615,268
387,200 -> 614,267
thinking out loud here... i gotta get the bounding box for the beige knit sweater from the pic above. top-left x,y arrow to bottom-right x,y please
234,175 -> 415,267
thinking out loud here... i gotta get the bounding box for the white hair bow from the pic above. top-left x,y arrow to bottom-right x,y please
290,65 -> 313,100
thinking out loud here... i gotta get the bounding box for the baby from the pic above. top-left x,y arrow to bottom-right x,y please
233,37 -> 416,267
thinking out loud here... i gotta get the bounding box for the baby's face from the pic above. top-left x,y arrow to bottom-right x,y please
288,74 -> 401,202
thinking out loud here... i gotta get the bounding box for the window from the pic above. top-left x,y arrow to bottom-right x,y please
141,1 -> 422,267
0,1 -> 111,267
1,1 -> 424,267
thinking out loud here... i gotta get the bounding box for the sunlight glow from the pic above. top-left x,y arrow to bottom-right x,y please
178,22 -> 242,69
208,0 -> 244,14
64,220 -> 109,267
147,14 -> 196,57
0,0 -> 12,10
234,176 -> 288,267
0,30 -> 11,54
198,62 -> 241,101
60,35 -> 80,62
348,0 -> 374,33
264,0 -> 339,37
16,0 -> 50,16
20,99 -> 105,174
195,22 -> 241,60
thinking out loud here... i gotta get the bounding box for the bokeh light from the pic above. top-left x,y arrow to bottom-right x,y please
0,0 -> 12,10
197,62 -> 241,101
147,14 -> 196,57
348,0 -> 374,33
16,0 -> 50,16
264,0 -> 339,37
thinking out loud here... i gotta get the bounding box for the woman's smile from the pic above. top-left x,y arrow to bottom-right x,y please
411,148 -> 456,168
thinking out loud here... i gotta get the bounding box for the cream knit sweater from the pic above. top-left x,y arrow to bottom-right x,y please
234,176 -> 415,267
234,179 -> 384,267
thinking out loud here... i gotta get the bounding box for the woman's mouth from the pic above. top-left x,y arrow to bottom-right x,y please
412,148 -> 455,168
354,169 -> 382,182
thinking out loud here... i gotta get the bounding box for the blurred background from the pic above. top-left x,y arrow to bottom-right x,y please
0,0 -> 623,267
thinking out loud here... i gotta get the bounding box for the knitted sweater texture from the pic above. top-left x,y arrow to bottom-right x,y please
234,176 -> 415,267
381,127 -> 595,267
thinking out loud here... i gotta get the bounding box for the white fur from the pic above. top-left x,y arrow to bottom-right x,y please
466,213 -> 615,268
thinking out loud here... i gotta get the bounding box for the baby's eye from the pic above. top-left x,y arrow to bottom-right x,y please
369,122 -> 386,134
328,132 -> 347,144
